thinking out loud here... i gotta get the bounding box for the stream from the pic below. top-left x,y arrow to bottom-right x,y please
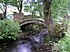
0,29 -> 49,52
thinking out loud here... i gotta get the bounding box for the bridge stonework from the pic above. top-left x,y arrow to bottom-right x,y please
13,13 -> 47,27
20,18 -> 47,27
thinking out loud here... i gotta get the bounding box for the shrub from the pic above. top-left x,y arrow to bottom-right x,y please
0,19 -> 21,40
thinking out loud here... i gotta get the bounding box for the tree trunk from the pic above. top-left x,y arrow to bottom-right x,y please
4,5 -> 7,18
19,0 -> 23,13
3,3 -> 7,19
43,0 -> 54,35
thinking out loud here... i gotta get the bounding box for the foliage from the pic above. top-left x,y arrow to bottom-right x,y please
67,0 -> 70,13
0,0 -> 19,6
51,0 -> 68,19
24,0 -> 43,18
0,0 -> 21,12
10,0 -> 21,12
58,33 -> 70,52
0,0 -> 43,17
0,0 -> 9,4
58,21 -> 70,52
0,19 -> 21,40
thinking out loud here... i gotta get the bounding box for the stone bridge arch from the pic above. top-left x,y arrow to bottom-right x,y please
12,13 -> 47,27
20,18 -> 47,27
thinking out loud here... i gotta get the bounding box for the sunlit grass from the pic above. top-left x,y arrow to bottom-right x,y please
58,21 -> 70,52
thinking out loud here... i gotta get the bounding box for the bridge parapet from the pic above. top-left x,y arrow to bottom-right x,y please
20,18 -> 47,27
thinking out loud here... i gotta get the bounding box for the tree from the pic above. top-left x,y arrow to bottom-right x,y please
0,0 -> 23,19
24,0 -> 43,18
43,0 -> 54,35
0,0 -> 9,18
11,0 -> 23,13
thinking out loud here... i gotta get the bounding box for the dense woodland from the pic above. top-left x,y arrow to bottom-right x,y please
0,0 -> 70,52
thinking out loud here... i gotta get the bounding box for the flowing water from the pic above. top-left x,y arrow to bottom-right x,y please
0,29 -> 48,52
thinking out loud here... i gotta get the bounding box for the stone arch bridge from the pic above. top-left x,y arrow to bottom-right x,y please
13,13 -> 47,27
20,18 -> 47,27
